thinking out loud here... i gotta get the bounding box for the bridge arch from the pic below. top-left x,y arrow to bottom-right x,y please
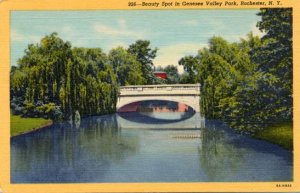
117,97 -> 199,112
117,84 -> 201,112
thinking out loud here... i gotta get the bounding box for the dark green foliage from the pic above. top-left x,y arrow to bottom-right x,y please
128,40 -> 158,84
255,8 -> 293,121
10,34 -> 159,120
36,103 -> 63,120
162,65 -> 180,84
179,8 -> 292,133
179,56 -> 199,84
10,33 -> 118,120
108,47 -> 145,86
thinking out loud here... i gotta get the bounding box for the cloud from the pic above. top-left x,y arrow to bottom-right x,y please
93,19 -> 147,39
153,43 -> 207,73
62,26 -> 73,33
118,18 -> 127,28
182,20 -> 199,26
237,23 -> 266,41
11,29 -> 25,41
11,29 -> 41,43
251,23 -> 265,37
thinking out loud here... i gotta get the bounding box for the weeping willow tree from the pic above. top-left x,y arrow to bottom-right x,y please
10,33 -> 118,120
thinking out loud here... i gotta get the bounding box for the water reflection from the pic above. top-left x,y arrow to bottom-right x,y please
11,113 -> 292,183
199,121 -> 245,181
117,112 -> 202,129
198,120 -> 292,181
11,115 -> 140,182
118,112 -> 195,124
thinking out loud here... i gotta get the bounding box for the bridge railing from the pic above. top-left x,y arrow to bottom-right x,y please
120,84 -> 201,91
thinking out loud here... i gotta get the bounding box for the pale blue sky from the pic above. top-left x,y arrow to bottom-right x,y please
11,10 -> 263,72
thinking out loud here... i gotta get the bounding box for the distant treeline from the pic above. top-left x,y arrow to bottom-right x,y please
179,8 -> 292,133
10,8 -> 292,134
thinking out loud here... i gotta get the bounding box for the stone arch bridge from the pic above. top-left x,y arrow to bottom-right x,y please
117,84 -> 201,112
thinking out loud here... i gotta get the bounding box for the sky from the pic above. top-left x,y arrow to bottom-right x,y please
11,10 -> 264,73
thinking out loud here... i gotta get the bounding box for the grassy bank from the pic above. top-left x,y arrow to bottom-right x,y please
253,122 -> 293,150
11,115 -> 53,137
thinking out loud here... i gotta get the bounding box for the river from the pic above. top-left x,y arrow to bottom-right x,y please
11,111 -> 292,183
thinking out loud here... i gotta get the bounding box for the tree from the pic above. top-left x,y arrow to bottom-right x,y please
72,47 -> 118,116
254,8 -> 293,122
163,65 -> 180,84
109,47 -> 145,86
16,33 -> 73,104
10,33 -> 119,120
178,56 -> 199,83
169,8 -> 292,134
178,36 -> 261,132
128,40 -> 158,84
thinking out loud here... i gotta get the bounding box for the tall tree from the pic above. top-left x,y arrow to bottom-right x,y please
11,33 -> 118,120
178,56 -> 199,84
254,8 -> 293,121
128,40 -> 158,84
109,47 -> 145,86
178,36 -> 259,126
17,32 -> 73,104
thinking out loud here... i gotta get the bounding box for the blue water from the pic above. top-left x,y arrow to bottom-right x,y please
11,112 -> 293,183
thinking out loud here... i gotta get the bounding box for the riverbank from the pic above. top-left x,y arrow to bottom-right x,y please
253,122 -> 293,150
11,115 -> 53,137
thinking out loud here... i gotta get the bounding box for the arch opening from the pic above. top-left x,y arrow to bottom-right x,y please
117,100 -> 196,113
117,100 -> 196,124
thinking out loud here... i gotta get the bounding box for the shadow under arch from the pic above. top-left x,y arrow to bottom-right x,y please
117,100 -> 196,124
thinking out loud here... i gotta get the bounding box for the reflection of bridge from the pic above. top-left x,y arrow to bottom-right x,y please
116,113 -> 204,129
117,84 -> 201,112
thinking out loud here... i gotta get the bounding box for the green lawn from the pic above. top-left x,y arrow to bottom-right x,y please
11,115 -> 53,137
254,122 -> 293,150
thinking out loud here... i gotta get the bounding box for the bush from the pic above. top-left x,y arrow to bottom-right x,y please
13,102 -> 64,121
11,102 -> 22,115
36,103 -> 63,121
23,102 -> 37,117
50,106 -> 64,121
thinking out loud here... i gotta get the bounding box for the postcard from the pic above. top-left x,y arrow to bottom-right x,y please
0,0 -> 299,192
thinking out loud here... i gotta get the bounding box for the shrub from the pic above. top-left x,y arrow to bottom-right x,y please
23,102 -> 37,117
36,103 -> 63,121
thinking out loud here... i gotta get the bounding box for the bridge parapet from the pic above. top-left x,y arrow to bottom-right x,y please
120,84 -> 200,96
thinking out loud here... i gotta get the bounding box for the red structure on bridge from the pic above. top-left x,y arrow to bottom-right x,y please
154,71 -> 167,80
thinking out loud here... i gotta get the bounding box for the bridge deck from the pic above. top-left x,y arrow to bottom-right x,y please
120,84 -> 200,96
